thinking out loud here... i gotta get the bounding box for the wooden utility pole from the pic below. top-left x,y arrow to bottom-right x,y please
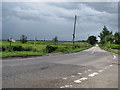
72,15 -> 77,49
34,37 -> 37,49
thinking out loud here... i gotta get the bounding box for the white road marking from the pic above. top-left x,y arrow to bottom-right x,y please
60,85 -> 72,88
74,77 -> 87,83
79,77 -> 87,81
113,55 -> 116,59
63,77 -> 67,80
88,72 -> 98,77
71,75 -> 75,77
98,70 -> 103,72
78,73 -> 82,75
109,65 -> 113,67
74,79 -> 82,83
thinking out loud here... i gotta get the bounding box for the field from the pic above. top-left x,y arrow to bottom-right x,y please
1,40 -> 92,58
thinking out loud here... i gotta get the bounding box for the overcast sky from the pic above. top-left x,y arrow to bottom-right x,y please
2,2 -> 118,41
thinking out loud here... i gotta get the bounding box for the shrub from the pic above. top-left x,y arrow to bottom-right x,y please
2,45 -> 33,52
2,46 -> 6,52
74,45 -> 80,48
56,47 -> 68,53
46,45 -> 58,53
23,47 -> 33,51
5,46 -> 13,52
110,44 -> 120,50
12,45 -> 23,51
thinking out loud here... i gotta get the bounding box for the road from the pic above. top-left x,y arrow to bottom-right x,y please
2,45 -> 118,88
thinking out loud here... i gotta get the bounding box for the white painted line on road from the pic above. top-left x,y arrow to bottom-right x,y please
63,77 -> 67,80
109,65 -> 113,67
79,77 -> 87,81
88,72 -> 98,77
113,55 -> 116,59
74,79 -> 82,83
98,70 -> 103,72
60,85 -> 72,88
71,75 -> 75,77
74,77 -> 87,83
78,73 -> 82,75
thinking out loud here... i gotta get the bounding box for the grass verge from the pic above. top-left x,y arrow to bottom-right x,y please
1,51 -> 46,58
1,46 -> 91,58
99,45 -> 120,55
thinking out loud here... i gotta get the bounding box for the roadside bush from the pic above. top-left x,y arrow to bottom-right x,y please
2,45 -> 33,51
56,47 -> 68,53
46,45 -> 58,53
5,46 -> 13,52
2,46 -> 6,52
23,47 -> 33,51
110,44 -> 120,50
12,45 -> 23,51
74,45 -> 80,48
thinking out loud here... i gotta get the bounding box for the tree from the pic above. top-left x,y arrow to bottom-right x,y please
104,34 -> 114,44
98,26 -> 112,44
114,32 -> 120,44
87,35 -> 98,45
52,36 -> 58,45
20,35 -> 27,44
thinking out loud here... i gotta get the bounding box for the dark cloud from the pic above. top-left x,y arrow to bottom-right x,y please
2,2 -> 118,41
0,2 -> 2,39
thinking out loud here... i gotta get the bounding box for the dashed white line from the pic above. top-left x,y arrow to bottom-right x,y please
88,72 -> 98,77
74,79 -> 82,83
79,77 -> 87,81
60,85 -> 72,88
109,65 -> 113,67
74,77 -> 87,83
71,75 -> 75,77
78,73 -> 82,75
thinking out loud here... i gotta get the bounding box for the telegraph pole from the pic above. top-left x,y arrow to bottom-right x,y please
72,15 -> 77,49
34,37 -> 37,49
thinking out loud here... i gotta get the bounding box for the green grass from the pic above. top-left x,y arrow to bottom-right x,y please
1,41 -> 92,58
99,44 -> 120,55
1,51 -> 46,58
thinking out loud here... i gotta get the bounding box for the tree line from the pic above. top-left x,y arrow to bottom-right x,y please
8,25 -> 119,46
87,26 -> 120,45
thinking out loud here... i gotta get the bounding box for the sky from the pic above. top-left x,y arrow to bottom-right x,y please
2,2 -> 118,41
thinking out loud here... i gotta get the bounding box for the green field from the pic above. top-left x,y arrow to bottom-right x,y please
1,41 -> 92,58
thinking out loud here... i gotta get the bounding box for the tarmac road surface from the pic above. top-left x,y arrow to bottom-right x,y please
2,45 -> 118,88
